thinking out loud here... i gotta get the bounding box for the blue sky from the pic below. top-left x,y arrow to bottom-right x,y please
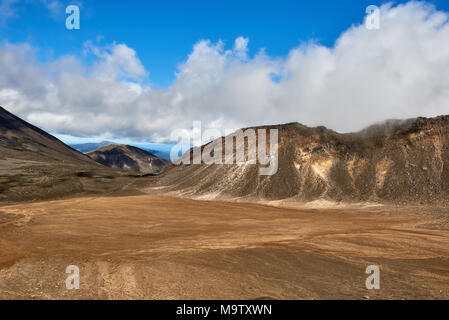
1,0 -> 449,149
2,0 -> 448,88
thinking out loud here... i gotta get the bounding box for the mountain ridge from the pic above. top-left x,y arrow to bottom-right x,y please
155,114 -> 449,206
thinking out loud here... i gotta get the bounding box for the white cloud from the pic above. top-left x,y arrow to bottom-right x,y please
83,41 -> 148,81
233,36 -> 249,59
1,2 -> 449,142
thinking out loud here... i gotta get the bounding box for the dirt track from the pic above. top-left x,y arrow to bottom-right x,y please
1,195 -> 449,299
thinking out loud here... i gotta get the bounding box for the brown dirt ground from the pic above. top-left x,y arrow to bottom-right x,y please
0,195 -> 449,300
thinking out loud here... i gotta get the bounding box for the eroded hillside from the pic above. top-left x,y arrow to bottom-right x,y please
156,116 -> 449,206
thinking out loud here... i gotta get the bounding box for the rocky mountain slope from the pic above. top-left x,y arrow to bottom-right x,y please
0,106 -> 98,165
87,144 -> 169,174
156,116 -> 449,206
0,106 -> 144,204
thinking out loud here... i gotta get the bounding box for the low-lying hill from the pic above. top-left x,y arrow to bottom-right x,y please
156,115 -> 449,206
87,144 -> 169,174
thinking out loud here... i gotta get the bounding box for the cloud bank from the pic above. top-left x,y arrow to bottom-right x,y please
1,1 -> 449,142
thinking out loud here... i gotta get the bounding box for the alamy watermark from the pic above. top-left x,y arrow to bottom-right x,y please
365,265 -> 380,290
66,265 -> 80,289
365,5 -> 380,30
170,121 -> 279,176
66,5 -> 80,30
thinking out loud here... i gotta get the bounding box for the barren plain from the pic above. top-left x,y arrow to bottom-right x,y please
1,194 -> 448,300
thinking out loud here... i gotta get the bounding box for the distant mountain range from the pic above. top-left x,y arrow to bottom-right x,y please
70,141 -> 116,153
70,141 -> 174,161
